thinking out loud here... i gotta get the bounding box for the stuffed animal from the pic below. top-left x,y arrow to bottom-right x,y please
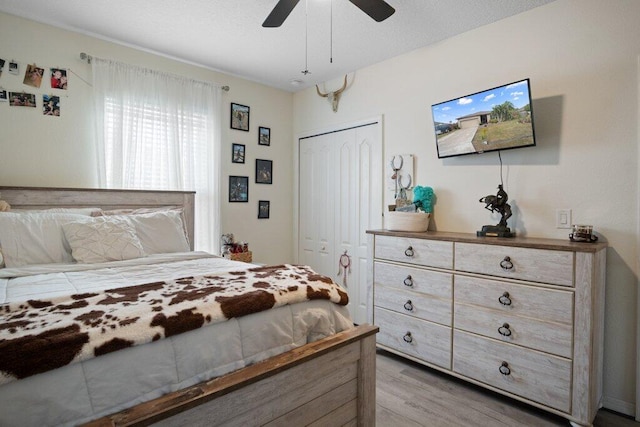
0,200 -> 11,212
413,186 -> 434,213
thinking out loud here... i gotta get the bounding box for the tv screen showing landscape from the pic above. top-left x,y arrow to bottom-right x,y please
431,79 -> 536,159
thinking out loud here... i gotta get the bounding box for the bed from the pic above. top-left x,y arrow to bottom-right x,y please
0,186 -> 378,427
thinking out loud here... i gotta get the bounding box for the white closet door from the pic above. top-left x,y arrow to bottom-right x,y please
299,133 -> 336,276
298,121 -> 382,324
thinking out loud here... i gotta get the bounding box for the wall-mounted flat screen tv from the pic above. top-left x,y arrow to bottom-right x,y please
431,78 -> 536,159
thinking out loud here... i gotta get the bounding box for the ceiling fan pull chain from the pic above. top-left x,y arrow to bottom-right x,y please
330,0 -> 333,64
305,0 -> 308,70
301,0 -> 311,75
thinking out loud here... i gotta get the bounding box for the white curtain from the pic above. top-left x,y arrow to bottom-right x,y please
92,58 -> 222,253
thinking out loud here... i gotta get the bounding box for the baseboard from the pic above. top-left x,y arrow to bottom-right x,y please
602,395 -> 635,418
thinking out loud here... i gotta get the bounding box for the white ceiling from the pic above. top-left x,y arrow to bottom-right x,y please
0,0 -> 555,92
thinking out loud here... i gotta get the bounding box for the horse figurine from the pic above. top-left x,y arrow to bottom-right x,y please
478,184 -> 514,236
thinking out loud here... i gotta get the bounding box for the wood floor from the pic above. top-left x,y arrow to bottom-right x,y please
376,350 -> 638,427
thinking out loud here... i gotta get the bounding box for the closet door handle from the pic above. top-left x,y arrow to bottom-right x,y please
403,300 -> 414,312
403,275 -> 413,287
498,323 -> 512,337
499,361 -> 511,376
498,292 -> 512,306
404,246 -> 414,257
403,332 -> 413,343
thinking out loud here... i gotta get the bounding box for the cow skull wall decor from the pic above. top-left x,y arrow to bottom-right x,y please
316,75 -> 348,112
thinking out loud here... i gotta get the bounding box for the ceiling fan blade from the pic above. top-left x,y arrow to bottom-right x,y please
262,0 -> 301,27
348,0 -> 395,22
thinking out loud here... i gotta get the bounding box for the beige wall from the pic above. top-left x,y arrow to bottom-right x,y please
293,0 -> 639,415
0,12 -> 294,265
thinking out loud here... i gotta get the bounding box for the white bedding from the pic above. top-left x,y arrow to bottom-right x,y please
0,253 -> 353,426
0,252 -> 237,302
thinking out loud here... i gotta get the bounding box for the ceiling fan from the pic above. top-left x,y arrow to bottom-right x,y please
262,0 -> 395,27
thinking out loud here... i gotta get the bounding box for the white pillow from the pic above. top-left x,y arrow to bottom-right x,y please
0,212 -> 89,267
93,206 -> 190,248
62,218 -> 145,264
120,211 -> 190,255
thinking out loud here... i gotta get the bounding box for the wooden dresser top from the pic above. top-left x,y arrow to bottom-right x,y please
366,230 -> 608,253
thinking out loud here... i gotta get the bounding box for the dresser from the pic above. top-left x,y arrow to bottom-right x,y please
366,230 -> 607,427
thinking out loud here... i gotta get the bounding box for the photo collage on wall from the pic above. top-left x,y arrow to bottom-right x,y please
229,102 -> 273,219
0,56 -> 68,117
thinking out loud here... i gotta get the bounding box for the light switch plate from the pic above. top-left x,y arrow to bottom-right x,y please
556,209 -> 572,229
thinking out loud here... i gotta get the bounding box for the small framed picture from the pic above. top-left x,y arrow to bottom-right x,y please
9,92 -> 36,107
232,143 -> 245,163
0,90 -> 7,102
229,176 -> 249,202
258,126 -> 271,146
23,64 -> 44,88
50,68 -> 68,90
8,60 -> 19,75
255,159 -> 273,184
43,94 -> 60,116
230,102 -> 250,131
258,200 -> 270,219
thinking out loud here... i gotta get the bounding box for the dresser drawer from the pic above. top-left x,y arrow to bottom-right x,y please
376,284 -> 451,326
374,261 -> 452,297
455,242 -> 574,286
454,303 -> 573,358
454,275 -> 573,325
453,330 -> 571,413
375,307 -> 451,369
375,235 -> 453,269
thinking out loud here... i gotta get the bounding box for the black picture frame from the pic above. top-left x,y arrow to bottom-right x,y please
255,159 -> 273,184
229,175 -> 249,202
230,102 -> 250,131
232,143 -> 245,163
258,200 -> 270,219
258,126 -> 271,146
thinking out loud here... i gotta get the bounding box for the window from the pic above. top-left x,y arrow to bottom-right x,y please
93,58 -> 222,252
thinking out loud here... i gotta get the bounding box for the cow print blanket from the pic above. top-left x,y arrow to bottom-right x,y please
0,264 -> 348,385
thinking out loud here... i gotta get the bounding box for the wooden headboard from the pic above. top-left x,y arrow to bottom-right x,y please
0,186 -> 196,250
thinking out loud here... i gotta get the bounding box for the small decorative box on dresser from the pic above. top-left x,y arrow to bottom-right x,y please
366,230 -> 607,427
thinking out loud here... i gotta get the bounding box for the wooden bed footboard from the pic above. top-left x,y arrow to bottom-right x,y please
84,324 -> 379,427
